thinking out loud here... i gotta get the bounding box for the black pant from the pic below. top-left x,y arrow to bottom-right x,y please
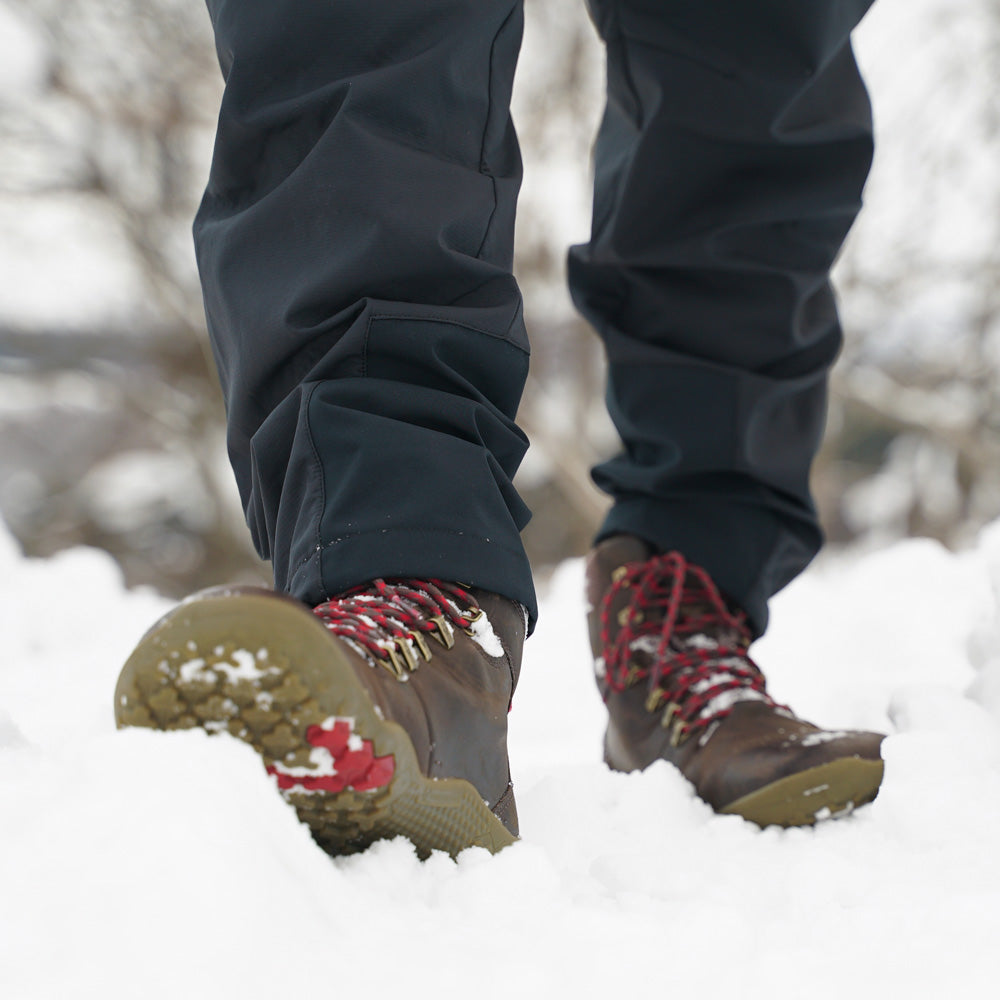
195,0 -> 875,635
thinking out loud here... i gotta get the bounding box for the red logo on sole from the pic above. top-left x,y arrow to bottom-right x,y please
266,718 -> 395,794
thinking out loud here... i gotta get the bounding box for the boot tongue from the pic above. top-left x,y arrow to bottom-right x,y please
586,536 -> 653,610
596,535 -> 653,565
586,536 -> 654,660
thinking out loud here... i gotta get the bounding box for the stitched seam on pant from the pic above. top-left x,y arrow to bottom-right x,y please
302,380 -> 329,600
474,3 -> 519,260
292,526 -> 528,572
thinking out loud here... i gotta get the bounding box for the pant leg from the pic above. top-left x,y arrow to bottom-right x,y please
571,0 -> 875,633
195,0 -> 537,626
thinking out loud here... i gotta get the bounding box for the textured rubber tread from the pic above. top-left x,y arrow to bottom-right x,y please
719,756 -> 885,827
114,588 -> 516,858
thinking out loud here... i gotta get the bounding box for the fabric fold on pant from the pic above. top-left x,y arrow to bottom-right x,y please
572,0 -> 876,632
195,0 -> 538,625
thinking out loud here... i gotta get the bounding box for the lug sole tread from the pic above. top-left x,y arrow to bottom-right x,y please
114,590 -> 515,859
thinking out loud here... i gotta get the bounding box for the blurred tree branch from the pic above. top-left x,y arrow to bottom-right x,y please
1,0 -> 1000,596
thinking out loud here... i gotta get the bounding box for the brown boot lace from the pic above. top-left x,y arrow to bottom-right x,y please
313,579 -> 484,679
600,552 -> 781,747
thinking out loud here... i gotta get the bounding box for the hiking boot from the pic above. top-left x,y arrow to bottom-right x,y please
586,536 -> 885,826
115,579 -> 524,858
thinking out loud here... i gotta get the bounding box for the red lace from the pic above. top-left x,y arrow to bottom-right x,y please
600,552 -> 774,742
313,578 -> 477,676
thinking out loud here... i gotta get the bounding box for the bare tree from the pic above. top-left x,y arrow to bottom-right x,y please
2,0 -> 999,598
0,0 -> 266,594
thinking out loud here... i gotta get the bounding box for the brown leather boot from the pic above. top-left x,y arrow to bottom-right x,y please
586,536 -> 885,826
115,579 -> 524,858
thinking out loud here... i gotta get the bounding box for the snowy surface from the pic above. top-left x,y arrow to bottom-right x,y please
3,521 -> 1000,999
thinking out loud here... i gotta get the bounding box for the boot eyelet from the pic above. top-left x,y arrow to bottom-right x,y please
428,615 -> 455,649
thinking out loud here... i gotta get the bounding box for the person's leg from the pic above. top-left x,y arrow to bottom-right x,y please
117,0 -> 533,858
195,0 -> 536,626
577,0 -> 885,827
572,0 -> 875,635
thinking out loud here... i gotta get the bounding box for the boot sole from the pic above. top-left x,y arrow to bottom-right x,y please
114,588 -> 516,859
719,756 -> 885,827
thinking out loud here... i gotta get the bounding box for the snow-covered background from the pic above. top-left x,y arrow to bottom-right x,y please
3,517 -> 1000,999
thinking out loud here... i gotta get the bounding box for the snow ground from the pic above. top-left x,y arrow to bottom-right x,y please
2,523 -> 1000,1000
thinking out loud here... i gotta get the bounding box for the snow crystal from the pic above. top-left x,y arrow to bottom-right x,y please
178,648 -> 278,684
799,730 -> 854,747
686,633 -> 721,650
466,610 -> 504,658
695,686 -> 770,724
178,657 -> 212,683
266,717 -> 357,792
627,635 -> 661,655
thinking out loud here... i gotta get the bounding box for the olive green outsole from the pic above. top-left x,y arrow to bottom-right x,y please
114,588 -> 516,859
720,756 -> 885,827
